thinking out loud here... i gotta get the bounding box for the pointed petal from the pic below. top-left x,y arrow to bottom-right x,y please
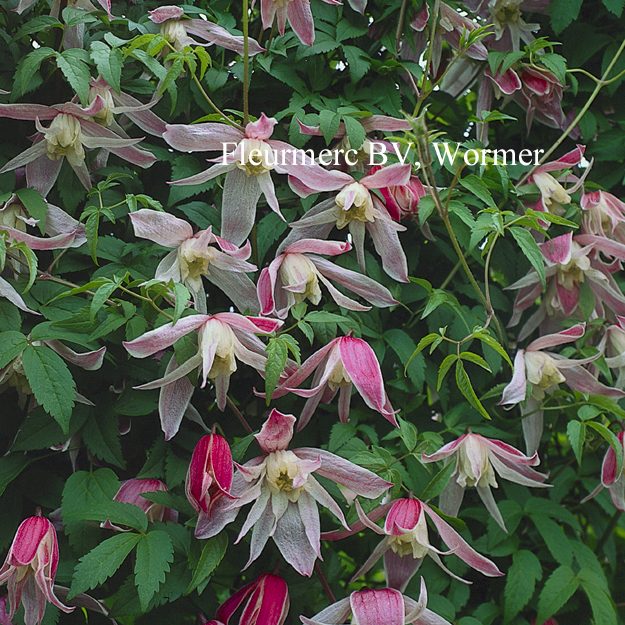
500,350 -> 527,406
476,485 -> 507,532
130,209 -> 193,246
221,168 -> 262,247
45,341 -> 105,370
159,356 -> 195,440
123,316 -> 208,357
163,123 -> 244,152
273,501 -> 318,576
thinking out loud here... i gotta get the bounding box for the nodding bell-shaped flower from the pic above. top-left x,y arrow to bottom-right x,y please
186,434 -> 235,522
214,573 -> 289,625
581,190 -> 625,244
0,515 -> 74,625
101,479 -> 178,531
300,580 -> 452,625
323,498 -> 502,591
195,410 -> 392,577
422,431 -> 550,532
581,430 -> 625,512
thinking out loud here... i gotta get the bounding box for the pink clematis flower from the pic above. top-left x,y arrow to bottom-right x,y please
283,163 -> 411,282
257,0 -> 341,46
0,515 -> 74,625
164,114 -> 352,246
123,313 -> 282,438
422,431 -> 550,532
0,98 -> 156,197
602,316 -> 625,389
323,497 -> 502,591
102,479 -> 178,531
270,335 -> 398,430
300,581 -> 451,625
581,430 -> 625,512
515,64 -> 566,131
213,573 -> 289,625
149,6 -> 264,56
581,190 -> 625,244
258,238 -> 397,318
195,410 -> 392,576
129,209 -> 259,314
186,434 -> 235,522
501,322 -> 624,453
367,165 -> 429,222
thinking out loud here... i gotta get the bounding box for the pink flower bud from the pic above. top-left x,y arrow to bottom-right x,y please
255,410 -> 296,454
186,434 -> 235,516
216,573 -> 289,625
369,166 -> 427,221
0,516 -> 74,625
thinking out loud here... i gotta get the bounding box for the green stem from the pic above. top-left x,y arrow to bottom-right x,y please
242,0 -> 250,125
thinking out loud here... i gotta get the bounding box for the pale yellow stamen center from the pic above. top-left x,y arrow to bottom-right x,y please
334,182 -> 375,228
45,114 -> 85,167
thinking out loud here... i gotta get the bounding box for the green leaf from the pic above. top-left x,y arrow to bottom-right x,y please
62,469 -> 120,518
56,50 -> 91,105
539,53 -> 568,85
14,47 -> 56,98
82,409 -> 125,468
603,0 -> 625,16
566,420 -> 585,465
420,459 -> 456,501
504,550 -> 542,622
319,110 -> 341,145
90,41 -> 123,93
13,404 -> 89,451
548,0 -> 584,33
459,174 -> 494,206
384,329 -> 425,389
343,45 -> 370,82
15,188 -> 47,235
586,421 -> 623,478
91,279 -> 119,319
85,213 -> 100,264
13,16 -> 62,39
329,422 -> 358,453
459,351 -> 492,372
437,354 -> 458,390
473,330 -> 513,367
343,115 -> 366,150
71,501 -> 148,533
509,227 -> 546,288
398,417 -> 418,452
0,331 -> 27,369
0,455 -> 31,497
265,337 -> 288,405
68,533 -> 142,599
185,532 -> 227,595
135,530 -> 174,611
535,565 -> 579,624
531,514 -> 573,565
455,361 -> 491,420
22,344 -> 76,434
579,578 -> 617,625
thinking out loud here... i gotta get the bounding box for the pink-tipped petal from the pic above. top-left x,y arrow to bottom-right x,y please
130,209 -> 193,247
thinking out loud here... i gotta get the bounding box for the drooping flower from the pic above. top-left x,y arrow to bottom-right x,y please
258,238 -> 397,318
101,479 -> 178,531
270,335 -> 398,430
282,163 -> 412,282
500,322 -> 624,453
0,515 -> 75,625
514,64 -> 566,131
257,0 -> 341,46
164,114 -> 352,246
322,497 -> 502,591
148,6 -> 264,56
422,431 -> 550,531
213,573 -> 289,625
300,580 -> 452,625
123,313 -> 282,437
602,316 -> 625,389
195,410 -> 392,576
581,190 -> 625,244
0,98 -> 156,197
186,434 -> 235,523
581,430 -> 625,512
129,208 -> 259,314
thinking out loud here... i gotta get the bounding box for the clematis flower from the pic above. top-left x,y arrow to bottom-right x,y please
195,410 -> 392,576
101,479 -> 178,531
0,515 -> 74,625
129,209 -> 259,314
149,6 -> 264,56
422,431 -> 550,532
514,64 -> 566,131
258,238 -> 397,318
186,434 -> 235,522
0,98 -> 156,197
581,190 -> 625,244
164,114 -> 352,246
501,322 -> 624,453
603,316 -> 625,389
581,430 -> 625,512
283,163 -> 411,282
366,166 -> 428,222
322,497 -> 502,591
258,0 -> 341,46
14,0 -> 111,18
300,581 -> 452,625
270,335 -> 398,430
123,313 -> 282,437
213,573 -> 289,625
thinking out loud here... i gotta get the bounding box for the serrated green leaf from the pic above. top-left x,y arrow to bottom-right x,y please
437,354 -> 458,390
194,46 -> 211,80
90,41 -> 123,93
548,0 -> 583,33
420,459 -> 456,501
173,282 -> 191,323
455,361 -> 491,419
22,344 -> 76,434
56,51 -> 91,105
398,417 -> 418,452
567,420 -> 585,465
329,422 -> 358,452
82,409 -> 125,468
532,514 -> 573,565
603,0 -> 625,15
319,110 -> 341,145
68,533 -> 142,599
459,351 -> 492,372
579,578 -> 617,625
185,532 -> 227,595
135,530 -> 174,611
0,331 -> 27,369
90,280 -> 119,319
473,330 -> 513,367
13,47 -> 56,98
0,454 -> 31,497
13,17 -> 62,40
504,550 -> 542,622
70,501 -> 148,533
85,213 -> 100,264
265,338 -> 288,405
385,329 -> 425,389
536,565 -> 579,624
459,174 -> 494,206
343,115 -> 366,150
14,405 -> 89,451
509,227 -> 546,288
343,45 -> 370,82
15,188 -> 47,235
